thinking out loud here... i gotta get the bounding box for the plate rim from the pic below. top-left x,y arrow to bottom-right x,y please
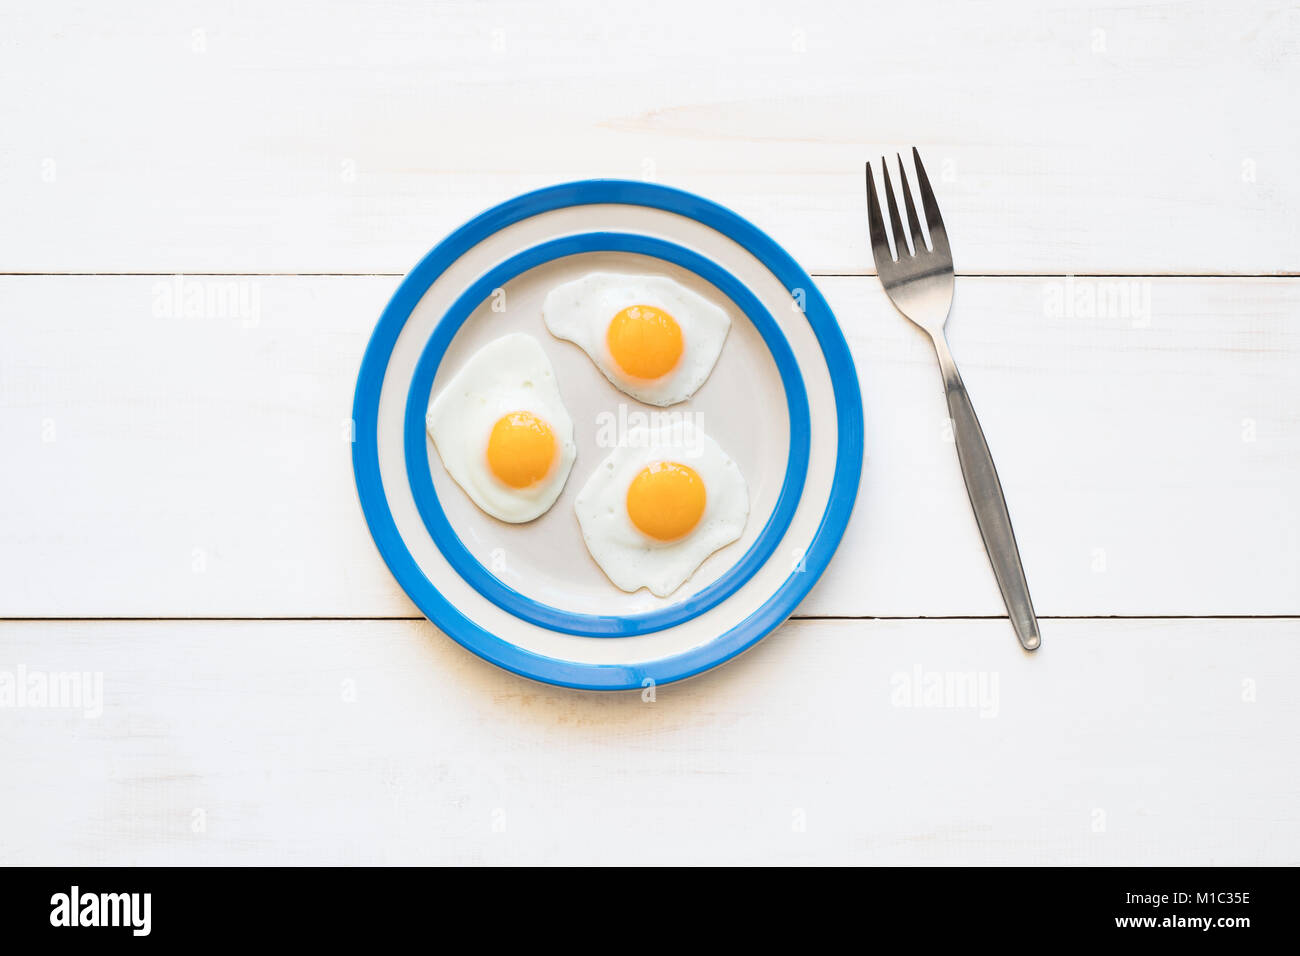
401,230 -> 812,636
352,179 -> 863,690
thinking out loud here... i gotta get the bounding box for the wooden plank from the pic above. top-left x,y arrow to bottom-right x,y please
0,617 -> 1295,865
1,274 -> 1296,617
817,274 -> 1300,616
1,0 -> 1296,275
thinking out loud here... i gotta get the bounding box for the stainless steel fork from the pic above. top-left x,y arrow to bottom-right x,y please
866,148 -> 1040,651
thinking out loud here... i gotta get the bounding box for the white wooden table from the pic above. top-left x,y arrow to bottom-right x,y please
2,0 -> 1298,866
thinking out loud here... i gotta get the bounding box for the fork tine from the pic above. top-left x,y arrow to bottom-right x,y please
880,156 -> 911,257
911,147 -> 950,258
896,152 -> 927,253
864,161 -> 894,265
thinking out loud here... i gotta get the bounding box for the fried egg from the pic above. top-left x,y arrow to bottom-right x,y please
575,419 -> 748,596
543,272 -> 731,406
426,333 -> 576,523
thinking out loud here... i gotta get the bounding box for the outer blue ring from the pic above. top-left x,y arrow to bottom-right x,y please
352,179 -> 863,690
403,232 -> 811,637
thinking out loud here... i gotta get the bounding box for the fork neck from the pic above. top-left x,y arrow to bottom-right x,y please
929,331 -> 964,393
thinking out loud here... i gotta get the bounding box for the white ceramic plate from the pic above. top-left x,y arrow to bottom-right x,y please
352,181 -> 862,690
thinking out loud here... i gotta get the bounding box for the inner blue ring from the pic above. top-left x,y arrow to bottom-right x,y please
402,232 -> 811,637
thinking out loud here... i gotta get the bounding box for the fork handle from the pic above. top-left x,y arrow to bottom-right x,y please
932,334 -> 1041,650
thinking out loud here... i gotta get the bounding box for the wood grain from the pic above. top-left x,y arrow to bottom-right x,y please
2,0 -> 1298,868
1,0 -> 1296,275
1,274 -> 1295,617
1,617 -> 1295,865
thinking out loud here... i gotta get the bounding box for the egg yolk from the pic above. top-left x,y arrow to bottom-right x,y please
606,305 -> 683,380
626,461 -> 706,541
486,411 -> 556,488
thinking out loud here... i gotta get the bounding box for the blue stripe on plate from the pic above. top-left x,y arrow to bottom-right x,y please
352,180 -> 862,690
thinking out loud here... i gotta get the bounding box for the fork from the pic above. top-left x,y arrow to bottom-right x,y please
865,148 -> 1040,651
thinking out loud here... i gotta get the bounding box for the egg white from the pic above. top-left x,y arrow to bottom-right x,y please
426,333 -> 576,523
543,272 -> 731,406
574,419 -> 749,597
